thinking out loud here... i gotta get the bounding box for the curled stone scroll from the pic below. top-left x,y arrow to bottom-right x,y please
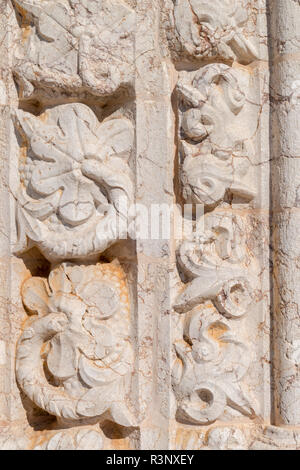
172,306 -> 255,424
175,213 -> 256,318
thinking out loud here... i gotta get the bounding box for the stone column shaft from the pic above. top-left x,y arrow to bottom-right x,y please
269,0 -> 300,426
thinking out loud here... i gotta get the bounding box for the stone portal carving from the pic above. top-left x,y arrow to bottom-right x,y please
0,0 -> 298,451
14,103 -> 134,261
16,261 -> 135,427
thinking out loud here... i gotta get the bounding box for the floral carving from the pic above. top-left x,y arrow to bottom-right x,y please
172,0 -> 257,63
177,64 -> 255,207
14,103 -> 134,261
172,305 -> 255,424
13,0 -> 135,99
16,261 -> 136,427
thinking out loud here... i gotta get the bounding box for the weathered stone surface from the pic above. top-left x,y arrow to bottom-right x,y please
169,0 -> 258,64
13,0 -> 135,100
14,103 -> 134,261
0,0 -> 299,450
16,261 -> 135,426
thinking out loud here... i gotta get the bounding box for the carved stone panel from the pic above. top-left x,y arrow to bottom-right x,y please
168,0 -> 258,64
14,103 -> 134,261
177,64 -> 255,207
173,305 -> 254,424
0,0 -> 299,451
17,261 -> 135,426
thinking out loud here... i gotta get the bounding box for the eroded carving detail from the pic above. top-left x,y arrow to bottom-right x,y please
171,0 -> 257,63
177,64 -> 255,207
175,213 -> 255,317
16,261 -> 136,427
13,0 -> 135,99
14,103 -> 134,261
34,429 -> 104,450
206,427 -> 247,450
174,63 -> 258,426
172,305 -> 255,424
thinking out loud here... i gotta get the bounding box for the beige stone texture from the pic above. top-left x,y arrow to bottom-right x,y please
0,0 -> 299,450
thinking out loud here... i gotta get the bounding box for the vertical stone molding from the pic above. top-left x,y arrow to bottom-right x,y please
0,0 -> 12,425
269,0 -> 300,427
135,0 -> 176,449
164,0 -> 272,449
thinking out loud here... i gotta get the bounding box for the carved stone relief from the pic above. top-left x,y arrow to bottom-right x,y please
14,103 -> 134,261
16,261 -> 135,426
175,212 -> 256,317
172,305 -> 255,424
169,0 -> 257,64
0,0 -> 298,451
1,0 -> 139,450
13,0 -> 135,99
171,0 -> 261,433
177,64 -> 255,207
